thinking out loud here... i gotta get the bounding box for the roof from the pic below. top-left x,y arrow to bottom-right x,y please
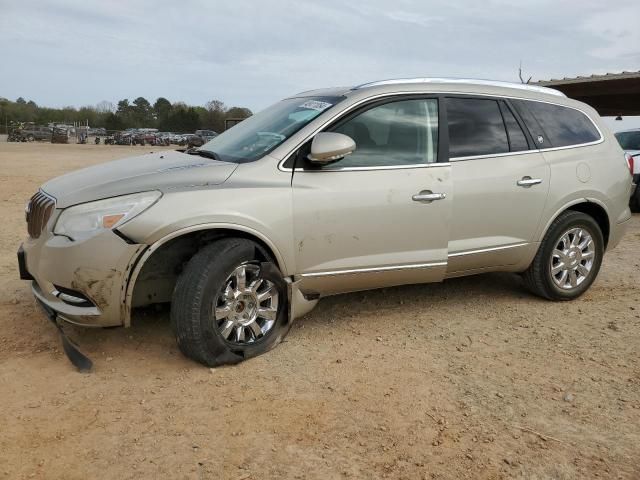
353,77 -> 566,97
294,77 -> 569,100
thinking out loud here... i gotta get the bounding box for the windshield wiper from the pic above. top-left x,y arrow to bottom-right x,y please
186,149 -> 222,161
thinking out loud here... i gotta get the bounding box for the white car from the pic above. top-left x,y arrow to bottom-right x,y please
615,129 -> 640,210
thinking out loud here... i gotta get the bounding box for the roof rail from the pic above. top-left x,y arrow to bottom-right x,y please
352,77 -> 566,97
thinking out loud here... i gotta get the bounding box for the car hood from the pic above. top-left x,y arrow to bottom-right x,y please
42,150 -> 238,208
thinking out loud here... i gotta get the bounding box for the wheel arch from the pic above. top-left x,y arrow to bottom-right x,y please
541,199 -> 610,249
122,224 -> 288,327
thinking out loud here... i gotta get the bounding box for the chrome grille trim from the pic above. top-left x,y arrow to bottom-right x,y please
26,191 -> 55,238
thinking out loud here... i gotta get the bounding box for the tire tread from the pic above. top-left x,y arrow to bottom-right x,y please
523,210 -> 603,301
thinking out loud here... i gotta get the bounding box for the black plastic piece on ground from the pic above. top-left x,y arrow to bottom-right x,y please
17,245 -> 34,280
36,299 -> 93,373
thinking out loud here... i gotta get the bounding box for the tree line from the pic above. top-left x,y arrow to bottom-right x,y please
0,96 -> 253,133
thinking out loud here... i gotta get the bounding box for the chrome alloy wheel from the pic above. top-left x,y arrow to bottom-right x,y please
213,264 -> 279,345
550,227 -> 596,290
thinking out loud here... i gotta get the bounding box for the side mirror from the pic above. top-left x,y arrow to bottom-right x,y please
307,132 -> 356,164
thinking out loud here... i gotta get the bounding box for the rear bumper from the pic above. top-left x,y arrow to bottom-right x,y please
608,213 -> 632,251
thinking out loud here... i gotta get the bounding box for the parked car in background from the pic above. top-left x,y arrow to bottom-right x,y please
156,132 -> 174,145
114,131 -> 134,145
132,131 -> 160,146
614,129 -> 640,211
51,126 -> 70,144
18,78 -> 632,368
18,125 -> 53,142
88,127 -> 107,136
178,134 -> 198,146
195,129 -> 218,142
182,130 -> 219,148
168,133 -> 184,144
187,136 -> 205,148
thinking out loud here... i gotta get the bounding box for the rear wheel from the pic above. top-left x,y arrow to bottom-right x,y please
171,238 -> 290,367
523,211 -> 604,300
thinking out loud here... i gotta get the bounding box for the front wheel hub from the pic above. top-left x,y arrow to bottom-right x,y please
213,264 -> 279,345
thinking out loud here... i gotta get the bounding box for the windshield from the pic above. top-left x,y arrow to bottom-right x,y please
199,96 -> 344,163
615,131 -> 640,150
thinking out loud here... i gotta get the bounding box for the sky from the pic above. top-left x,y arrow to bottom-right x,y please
1,0 -> 639,127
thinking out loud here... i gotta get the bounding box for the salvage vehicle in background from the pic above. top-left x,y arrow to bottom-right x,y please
132,131 -> 158,146
7,127 -> 24,142
615,129 -> 640,211
8,125 -> 53,142
25,125 -> 53,141
195,129 -> 218,142
18,78 -> 633,368
168,133 -> 184,144
50,126 -> 70,144
178,133 -> 198,146
156,132 -> 174,146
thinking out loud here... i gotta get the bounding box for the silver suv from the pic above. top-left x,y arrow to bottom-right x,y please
18,78 -> 633,367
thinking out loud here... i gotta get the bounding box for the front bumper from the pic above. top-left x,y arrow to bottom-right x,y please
20,227 -> 146,327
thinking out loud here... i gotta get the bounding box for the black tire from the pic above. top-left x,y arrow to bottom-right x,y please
522,211 -> 604,300
630,184 -> 640,213
171,238 -> 290,367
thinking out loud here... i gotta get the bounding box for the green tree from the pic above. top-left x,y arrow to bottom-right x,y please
225,107 -> 252,124
0,96 -> 252,133
131,97 -> 152,126
204,99 -> 227,132
104,112 -> 125,131
153,97 -> 172,128
116,99 -> 130,116
165,106 -> 200,133
153,97 -> 172,117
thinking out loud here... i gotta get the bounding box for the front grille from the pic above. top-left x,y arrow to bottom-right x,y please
26,191 -> 55,238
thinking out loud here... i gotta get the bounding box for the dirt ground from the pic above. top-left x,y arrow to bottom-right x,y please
0,141 -> 639,480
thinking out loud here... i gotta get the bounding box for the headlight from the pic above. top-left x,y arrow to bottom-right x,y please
54,191 -> 161,238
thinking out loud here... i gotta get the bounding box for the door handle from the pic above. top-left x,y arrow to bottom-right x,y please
517,176 -> 542,187
412,191 -> 446,203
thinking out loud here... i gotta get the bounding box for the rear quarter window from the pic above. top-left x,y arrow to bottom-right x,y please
513,100 -> 601,148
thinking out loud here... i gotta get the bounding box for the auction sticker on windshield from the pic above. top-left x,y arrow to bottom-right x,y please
299,100 -> 333,111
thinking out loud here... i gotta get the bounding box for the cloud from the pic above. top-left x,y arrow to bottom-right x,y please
384,11 -> 444,27
0,0 -> 638,110
582,5 -> 640,61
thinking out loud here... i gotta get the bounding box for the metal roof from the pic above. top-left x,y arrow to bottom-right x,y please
535,70 -> 640,116
535,70 -> 640,86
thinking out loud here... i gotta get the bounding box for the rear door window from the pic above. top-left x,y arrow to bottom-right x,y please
446,98 -> 509,158
512,100 -> 601,148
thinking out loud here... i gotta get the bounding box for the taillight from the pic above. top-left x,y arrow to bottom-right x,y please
625,153 -> 634,176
